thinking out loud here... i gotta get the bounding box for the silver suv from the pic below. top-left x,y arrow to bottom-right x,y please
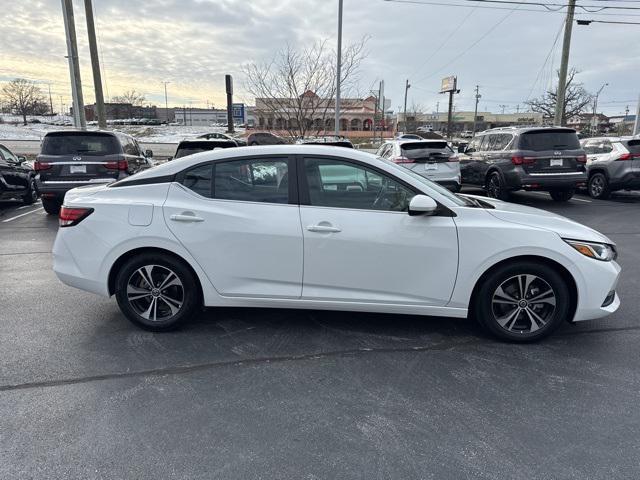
582,137 -> 640,199
376,139 -> 461,191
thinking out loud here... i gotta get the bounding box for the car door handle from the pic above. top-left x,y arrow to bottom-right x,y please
170,213 -> 204,222
307,224 -> 341,233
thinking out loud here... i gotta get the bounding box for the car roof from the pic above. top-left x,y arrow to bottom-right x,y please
177,139 -> 236,145
477,126 -> 577,135
124,145 -> 378,180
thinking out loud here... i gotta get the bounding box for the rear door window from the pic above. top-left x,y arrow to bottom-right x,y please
214,157 -> 289,204
181,164 -> 213,198
518,130 -> 580,151
41,133 -> 120,156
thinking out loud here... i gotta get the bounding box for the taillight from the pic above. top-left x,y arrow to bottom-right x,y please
59,206 -> 94,227
105,159 -> 128,170
391,156 -> 414,164
576,154 -> 587,164
448,155 -> 459,162
34,161 -> 52,171
618,153 -> 632,161
511,156 -> 535,165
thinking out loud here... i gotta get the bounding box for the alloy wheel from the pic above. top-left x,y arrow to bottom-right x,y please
590,175 -> 604,197
126,265 -> 184,322
487,174 -> 501,199
491,274 -> 556,334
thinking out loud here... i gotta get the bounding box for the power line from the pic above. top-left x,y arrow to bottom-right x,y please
461,0 -> 640,11
524,18 -> 564,102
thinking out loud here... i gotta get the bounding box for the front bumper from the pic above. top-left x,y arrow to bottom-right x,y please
572,259 -> 621,322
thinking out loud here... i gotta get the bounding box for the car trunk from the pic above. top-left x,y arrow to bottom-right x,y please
37,132 -> 123,183
516,130 -> 584,174
400,142 -> 457,178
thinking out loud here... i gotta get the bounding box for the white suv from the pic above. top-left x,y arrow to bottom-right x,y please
377,139 -> 461,191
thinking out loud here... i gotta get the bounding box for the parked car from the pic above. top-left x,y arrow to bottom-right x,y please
581,137 -> 640,199
460,131 -> 474,139
197,132 -> 247,146
417,125 -> 433,133
171,140 -> 237,160
377,139 -> 461,191
300,137 -> 354,148
461,127 -> 587,201
247,132 -> 287,146
53,145 -> 620,342
35,131 -> 154,214
396,134 -> 424,141
0,143 -> 38,205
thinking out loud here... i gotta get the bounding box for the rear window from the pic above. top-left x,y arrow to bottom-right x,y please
518,130 -> 580,151
625,140 -> 640,154
401,142 -> 451,159
41,133 -> 120,156
175,142 -> 234,159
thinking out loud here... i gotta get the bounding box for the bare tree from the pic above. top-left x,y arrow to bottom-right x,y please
111,89 -> 146,106
1,79 -> 47,125
525,69 -> 593,125
243,38 -> 367,138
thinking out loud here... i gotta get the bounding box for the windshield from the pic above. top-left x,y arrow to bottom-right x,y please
41,133 -> 120,156
379,157 -> 469,207
518,130 -> 580,151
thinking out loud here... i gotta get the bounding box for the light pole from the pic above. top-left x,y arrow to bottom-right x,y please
162,81 -> 170,123
472,85 -> 481,137
335,0 -> 343,137
554,0 -> 577,126
592,82 -> 608,135
402,79 -> 410,133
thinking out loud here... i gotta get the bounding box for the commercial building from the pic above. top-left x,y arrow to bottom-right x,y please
397,111 -> 544,133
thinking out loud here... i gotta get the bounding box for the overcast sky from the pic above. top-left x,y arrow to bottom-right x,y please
2,0 -> 639,115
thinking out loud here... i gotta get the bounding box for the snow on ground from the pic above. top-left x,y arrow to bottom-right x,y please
0,116 -> 246,144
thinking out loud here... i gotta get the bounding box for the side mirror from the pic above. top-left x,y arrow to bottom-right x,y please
17,155 -> 26,162
408,195 -> 438,216
145,149 -> 153,158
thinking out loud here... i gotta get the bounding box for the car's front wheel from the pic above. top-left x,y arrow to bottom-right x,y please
473,261 -> 571,342
115,253 -> 201,331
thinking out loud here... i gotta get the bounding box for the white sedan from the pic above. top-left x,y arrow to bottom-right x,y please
52,145 -> 621,342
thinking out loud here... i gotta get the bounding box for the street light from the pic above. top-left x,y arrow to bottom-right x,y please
592,82 -> 608,135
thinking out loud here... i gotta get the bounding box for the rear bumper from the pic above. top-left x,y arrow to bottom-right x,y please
505,171 -> 587,191
36,178 -> 115,201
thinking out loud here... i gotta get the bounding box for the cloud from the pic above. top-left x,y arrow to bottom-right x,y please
1,0 -> 638,115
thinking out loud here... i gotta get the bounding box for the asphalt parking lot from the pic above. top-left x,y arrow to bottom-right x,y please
1,190 -> 640,479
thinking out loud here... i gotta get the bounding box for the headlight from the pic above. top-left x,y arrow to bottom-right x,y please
564,239 -> 617,262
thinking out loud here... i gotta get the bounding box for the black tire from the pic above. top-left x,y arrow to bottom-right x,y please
22,178 -> 37,205
473,261 -> 571,342
587,173 -> 611,200
549,189 -> 574,202
42,198 -> 61,215
115,253 -> 201,331
486,171 -> 510,201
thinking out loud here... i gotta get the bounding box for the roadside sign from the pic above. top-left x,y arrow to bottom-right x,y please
232,103 -> 245,124
440,76 -> 457,93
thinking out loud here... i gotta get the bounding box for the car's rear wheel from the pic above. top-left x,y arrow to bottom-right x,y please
549,189 -> 574,202
22,178 -> 37,205
115,253 -> 201,331
473,261 -> 571,342
486,172 -> 510,201
588,173 -> 610,199
42,198 -> 61,215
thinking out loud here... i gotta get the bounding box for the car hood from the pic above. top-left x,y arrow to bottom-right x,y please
463,194 -> 614,245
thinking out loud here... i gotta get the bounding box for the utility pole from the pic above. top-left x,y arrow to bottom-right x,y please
61,0 -> 86,129
47,84 -> 54,116
335,0 -> 343,137
499,104 -> 507,115
592,82 -> 608,135
472,85 -> 481,137
634,94 -> 640,136
379,80 -> 385,142
84,0 -> 106,129
162,81 -> 170,122
442,77 -> 460,140
402,79 -> 410,133
225,75 -> 234,133
554,0 -> 577,126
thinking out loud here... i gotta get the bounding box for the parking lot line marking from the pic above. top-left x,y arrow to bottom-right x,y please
1,207 -> 45,223
571,197 -> 592,203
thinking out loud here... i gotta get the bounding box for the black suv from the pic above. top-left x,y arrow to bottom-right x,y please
36,131 -> 153,214
246,132 -> 287,146
461,127 -> 587,201
171,139 -> 237,160
0,143 -> 38,205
